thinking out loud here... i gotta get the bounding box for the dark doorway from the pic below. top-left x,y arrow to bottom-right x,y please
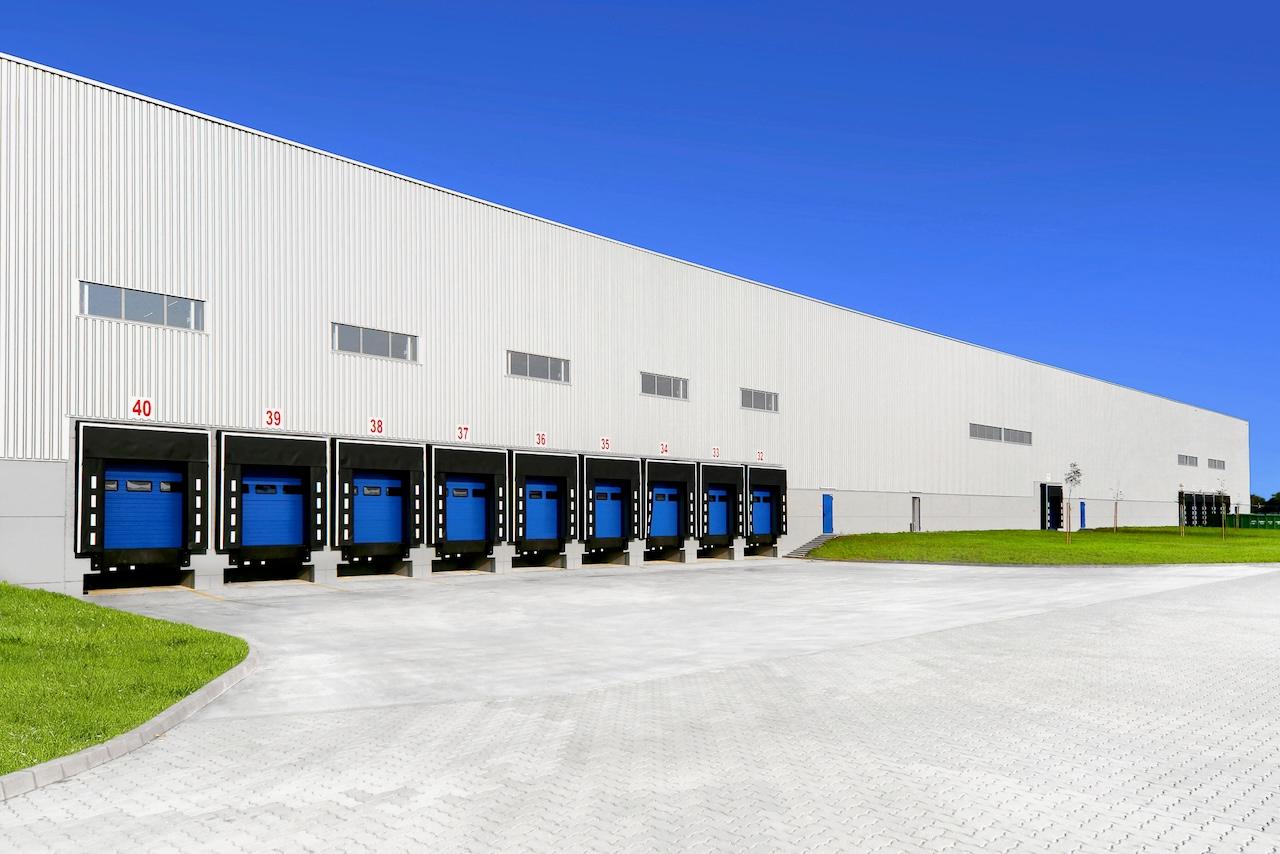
1040,484 -> 1063,530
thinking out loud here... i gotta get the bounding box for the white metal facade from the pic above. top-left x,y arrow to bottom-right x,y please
0,54 -> 1251,588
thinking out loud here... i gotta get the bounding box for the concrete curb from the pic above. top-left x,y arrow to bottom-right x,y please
0,645 -> 258,801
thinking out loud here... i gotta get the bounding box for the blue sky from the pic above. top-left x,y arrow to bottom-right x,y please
5,2 -> 1277,496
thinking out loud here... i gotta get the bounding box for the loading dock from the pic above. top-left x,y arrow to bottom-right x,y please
509,450 -> 578,567
643,459 -> 697,561
697,462 -> 746,559
431,446 -> 507,570
524,479 -> 560,541
445,477 -> 488,541
580,455 -> 642,565
240,469 -> 306,546
332,440 -> 425,576
353,473 -> 403,545
751,489 -> 774,535
103,464 -> 185,550
707,488 -> 730,535
594,483 -> 625,538
649,485 -> 680,536
218,432 -> 327,581
76,424 -> 210,589
745,465 -> 787,555
1180,491 -> 1230,528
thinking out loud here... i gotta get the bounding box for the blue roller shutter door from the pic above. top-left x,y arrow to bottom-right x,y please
649,483 -> 680,537
752,488 -> 774,536
706,487 -> 729,536
241,468 -> 306,547
445,477 -> 488,542
103,464 -> 184,550
353,472 -> 404,545
594,482 -> 624,539
525,478 -> 560,542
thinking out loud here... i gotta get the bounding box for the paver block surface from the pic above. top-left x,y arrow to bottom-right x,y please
3,559 -> 1279,852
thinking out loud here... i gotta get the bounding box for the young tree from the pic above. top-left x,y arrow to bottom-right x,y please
1178,483 -> 1186,538
1216,482 -> 1229,541
1064,462 -> 1083,544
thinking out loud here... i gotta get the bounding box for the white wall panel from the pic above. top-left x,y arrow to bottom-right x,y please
0,54 -> 1250,513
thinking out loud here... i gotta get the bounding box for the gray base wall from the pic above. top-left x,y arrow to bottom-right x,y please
782,487 -> 1182,552
0,458 -> 1190,592
0,460 -> 90,595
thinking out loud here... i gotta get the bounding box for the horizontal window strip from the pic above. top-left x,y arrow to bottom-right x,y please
81,281 -> 205,331
508,350 -> 569,383
642,372 -> 688,400
334,323 -> 417,362
741,387 -> 778,412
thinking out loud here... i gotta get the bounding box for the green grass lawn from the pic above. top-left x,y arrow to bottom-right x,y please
810,525 -> 1280,566
0,584 -> 247,775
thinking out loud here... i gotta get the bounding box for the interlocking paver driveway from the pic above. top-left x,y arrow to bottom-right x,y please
3,558 -> 1280,852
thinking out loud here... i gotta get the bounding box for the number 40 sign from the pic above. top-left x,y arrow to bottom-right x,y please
128,396 -> 155,421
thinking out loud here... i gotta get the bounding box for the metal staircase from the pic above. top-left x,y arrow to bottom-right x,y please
784,533 -> 837,559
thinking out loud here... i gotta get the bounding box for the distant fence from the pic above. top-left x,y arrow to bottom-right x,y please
1229,514 -> 1280,529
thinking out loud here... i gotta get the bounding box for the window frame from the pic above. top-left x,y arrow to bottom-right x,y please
331,322 -> 419,363
79,281 -> 206,331
969,423 -> 1003,442
740,386 -> 779,413
1003,428 -> 1033,446
640,371 -> 690,401
506,349 -> 571,385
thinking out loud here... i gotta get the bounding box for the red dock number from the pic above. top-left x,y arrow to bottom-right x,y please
128,397 -> 154,420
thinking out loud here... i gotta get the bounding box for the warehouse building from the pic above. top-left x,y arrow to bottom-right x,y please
0,54 -> 1250,594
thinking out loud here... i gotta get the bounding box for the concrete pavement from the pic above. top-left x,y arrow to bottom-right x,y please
2,558 -> 1279,851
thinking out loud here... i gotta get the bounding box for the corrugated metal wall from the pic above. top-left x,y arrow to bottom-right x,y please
0,54 -> 1251,506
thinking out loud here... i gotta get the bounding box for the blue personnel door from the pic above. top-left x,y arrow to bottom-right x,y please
594,482 -> 624,539
241,468 -> 306,547
353,472 -> 403,545
525,478 -> 560,542
751,488 -> 774,536
822,494 -> 834,534
445,477 -> 488,542
706,487 -> 729,536
103,464 -> 184,550
649,483 -> 680,537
